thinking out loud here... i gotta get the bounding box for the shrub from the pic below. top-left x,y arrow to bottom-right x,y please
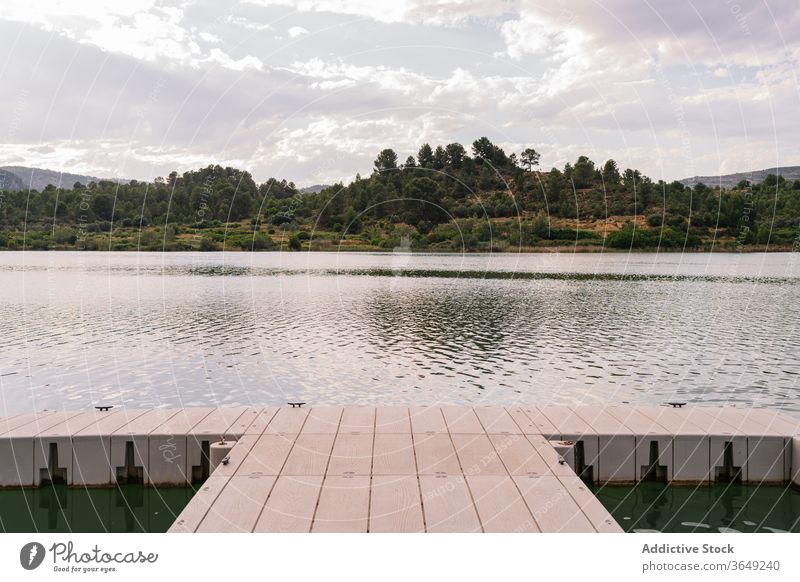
646,213 -> 663,227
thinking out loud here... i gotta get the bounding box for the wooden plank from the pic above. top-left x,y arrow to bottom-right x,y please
683,408 -> 742,435
339,407 -> 375,434
419,475 -> 481,532
241,407 -> 279,435
35,410 -> 121,437
513,475 -> 596,532
236,434 -> 298,476
226,407 -> 261,437
210,434 -> 259,477
312,475 -> 370,532
507,406 -> 559,436
604,406 -> 671,435
0,411 -> 56,436
253,475 -> 323,533
705,408 -> 785,436
189,406 -> 251,438
327,433 -> 373,475
451,434 -> 508,476
370,475 -> 425,533
302,407 -> 342,434
413,433 -> 461,475
168,474 -> 230,533
113,408 -> 181,436
571,407 -> 634,436
635,406 -> 711,435
557,472 -> 624,532
264,407 -> 309,434
74,409 -> 150,436
752,410 -> 800,435
409,407 -> 447,434
282,433 -> 336,475
441,407 -> 484,434
196,475 -> 276,532
538,406 -> 596,436
474,407 -> 520,434
524,434 -> 576,477
372,433 -> 416,475
147,408 -> 215,436
753,409 -> 800,434
375,407 -> 410,434
488,433 -> 550,475
4,410 -> 85,438
466,475 -> 539,532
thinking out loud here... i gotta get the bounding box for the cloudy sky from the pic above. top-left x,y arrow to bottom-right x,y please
0,0 -> 798,186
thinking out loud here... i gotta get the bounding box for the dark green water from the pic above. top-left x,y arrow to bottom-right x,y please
593,483 -> 800,533
0,485 -> 195,533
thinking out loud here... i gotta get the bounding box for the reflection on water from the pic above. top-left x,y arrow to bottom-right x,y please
592,482 -> 800,533
0,252 -> 798,415
0,484 -> 194,533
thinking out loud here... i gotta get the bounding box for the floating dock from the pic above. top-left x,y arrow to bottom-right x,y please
1,405 -> 798,532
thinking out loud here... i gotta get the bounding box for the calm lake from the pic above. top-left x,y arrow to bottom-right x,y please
1,251 -> 799,416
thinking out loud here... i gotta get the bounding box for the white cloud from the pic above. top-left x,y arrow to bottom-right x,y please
205,48 -> 264,72
225,15 -> 273,31
287,26 -> 309,38
198,31 -> 221,43
0,1 -> 265,72
1,0 -> 799,185
263,112 -> 465,183
245,0 -> 514,26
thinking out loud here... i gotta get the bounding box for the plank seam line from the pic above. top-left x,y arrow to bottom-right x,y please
307,407 -> 342,533
366,409 -> 376,532
456,407 -> 490,533
250,407 -> 314,532
408,408 -> 428,533
480,424 -> 542,532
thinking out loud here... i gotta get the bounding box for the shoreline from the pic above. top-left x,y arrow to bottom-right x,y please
0,245 -> 793,253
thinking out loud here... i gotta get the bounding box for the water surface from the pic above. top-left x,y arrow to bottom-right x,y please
1,251 -> 798,415
0,484 -> 193,533
593,482 -> 800,533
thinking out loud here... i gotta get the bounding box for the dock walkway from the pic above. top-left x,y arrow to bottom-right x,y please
1,405 -> 798,533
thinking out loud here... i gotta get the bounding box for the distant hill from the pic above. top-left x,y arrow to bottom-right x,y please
299,184 -> 330,194
0,166 -> 118,191
0,169 -> 25,191
680,166 -> 800,188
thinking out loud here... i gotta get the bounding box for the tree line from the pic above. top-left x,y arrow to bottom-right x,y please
2,137 -> 799,251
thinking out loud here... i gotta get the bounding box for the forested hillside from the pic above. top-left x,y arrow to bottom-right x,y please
2,137 -> 799,252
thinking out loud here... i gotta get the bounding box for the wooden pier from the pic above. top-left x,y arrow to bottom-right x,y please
1,405 -> 798,533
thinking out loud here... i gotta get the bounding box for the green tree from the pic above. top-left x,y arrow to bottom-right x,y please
602,159 -> 620,184
404,177 -> 445,224
417,144 -> 434,168
520,148 -> 540,171
472,137 -> 497,162
374,149 -> 398,173
91,194 -> 115,221
547,169 -> 562,205
572,156 -> 595,188
444,143 -> 466,168
433,146 -> 446,170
